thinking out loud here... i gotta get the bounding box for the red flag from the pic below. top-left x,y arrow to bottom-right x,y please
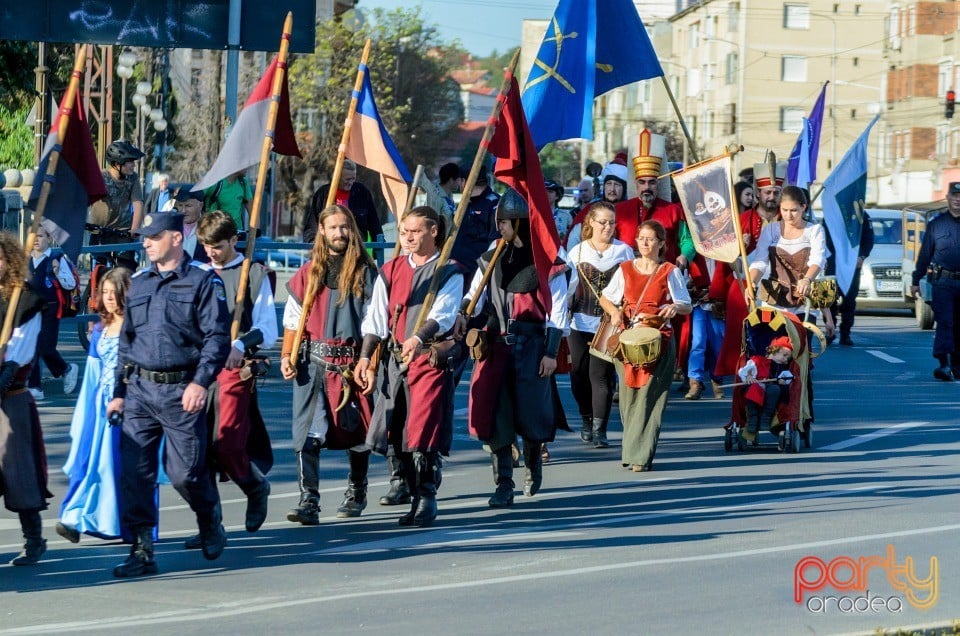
29,91 -> 107,263
194,55 -> 301,192
488,74 -> 560,310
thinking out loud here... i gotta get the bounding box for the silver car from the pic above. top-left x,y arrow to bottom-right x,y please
856,209 -> 912,311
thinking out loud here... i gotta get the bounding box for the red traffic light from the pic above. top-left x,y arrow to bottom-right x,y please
947,90 -> 956,119
948,90 -> 956,102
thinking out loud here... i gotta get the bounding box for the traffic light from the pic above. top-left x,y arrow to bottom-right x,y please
947,90 -> 956,119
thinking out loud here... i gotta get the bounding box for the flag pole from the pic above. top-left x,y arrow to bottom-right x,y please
404,49 -> 521,347
660,76 -> 700,163
290,38 -> 372,369
0,46 -> 86,354
230,12 -> 293,341
393,163 -> 425,258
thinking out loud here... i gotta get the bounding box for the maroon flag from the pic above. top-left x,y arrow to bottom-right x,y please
29,91 -> 107,263
194,55 -> 301,192
488,74 -> 561,310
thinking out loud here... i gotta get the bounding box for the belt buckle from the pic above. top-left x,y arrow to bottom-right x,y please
503,334 -> 516,346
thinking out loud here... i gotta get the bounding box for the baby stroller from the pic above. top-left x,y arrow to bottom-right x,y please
722,306 -> 818,453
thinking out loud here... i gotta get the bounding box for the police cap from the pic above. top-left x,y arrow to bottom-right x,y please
948,182 -> 960,194
134,212 -> 185,237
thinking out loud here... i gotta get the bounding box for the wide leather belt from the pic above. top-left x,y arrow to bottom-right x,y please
138,368 -> 190,384
937,268 -> 960,280
309,341 -> 357,359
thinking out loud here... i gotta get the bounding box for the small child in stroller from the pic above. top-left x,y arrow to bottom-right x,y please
737,336 -> 795,437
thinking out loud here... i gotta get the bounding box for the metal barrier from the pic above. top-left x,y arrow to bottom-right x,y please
62,235 -> 396,328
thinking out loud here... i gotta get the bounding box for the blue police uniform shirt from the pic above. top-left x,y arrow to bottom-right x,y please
114,255 -> 230,399
913,211 -> 960,285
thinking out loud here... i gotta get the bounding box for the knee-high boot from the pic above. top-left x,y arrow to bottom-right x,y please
488,446 -> 515,508
412,451 -> 440,527
237,463 -> 271,532
397,451 -> 420,526
287,437 -> 321,525
337,449 -> 370,518
522,440 -> 543,497
10,511 -> 46,566
379,448 -> 412,505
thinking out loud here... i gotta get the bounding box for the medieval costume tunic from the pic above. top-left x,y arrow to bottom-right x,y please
749,220 -> 827,316
283,254 -> 379,523
362,252 -> 462,455
602,261 -> 691,471
465,244 -> 572,451
285,256 -> 377,451
565,239 -> 634,442
0,286 -> 48,513
203,255 -> 277,492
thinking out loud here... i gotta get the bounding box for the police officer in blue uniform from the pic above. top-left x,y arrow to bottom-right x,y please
108,211 -> 232,577
911,182 -> 960,381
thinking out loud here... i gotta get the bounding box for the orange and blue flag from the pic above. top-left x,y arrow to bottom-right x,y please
345,68 -> 412,216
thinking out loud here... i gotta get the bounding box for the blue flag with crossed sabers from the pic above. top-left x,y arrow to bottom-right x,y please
522,0 -> 664,150
821,115 -> 879,295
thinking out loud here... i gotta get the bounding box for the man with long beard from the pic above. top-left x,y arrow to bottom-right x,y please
281,204 -> 379,524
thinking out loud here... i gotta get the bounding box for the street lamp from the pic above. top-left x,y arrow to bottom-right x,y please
116,49 -> 136,140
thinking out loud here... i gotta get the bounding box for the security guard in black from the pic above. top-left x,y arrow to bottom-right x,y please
111,211 -> 230,560
911,182 -> 960,380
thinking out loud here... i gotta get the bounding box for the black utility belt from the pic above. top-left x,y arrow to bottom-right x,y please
933,267 -> 960,280
137,368 -> 192,384
307,341 -> 357,359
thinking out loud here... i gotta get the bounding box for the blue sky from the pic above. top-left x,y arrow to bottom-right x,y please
355,0 -> 559,57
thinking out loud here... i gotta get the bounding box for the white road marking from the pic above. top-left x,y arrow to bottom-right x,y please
865,349 -> 905,363
820,421 -> 927,451
7,507 -> 960,634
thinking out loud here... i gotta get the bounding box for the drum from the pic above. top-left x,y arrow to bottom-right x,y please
616,326 -> 662,367
589,312 -> 621,363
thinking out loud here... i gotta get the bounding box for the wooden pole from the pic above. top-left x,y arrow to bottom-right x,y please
405,49 -> 521,342
290,39 -> 372,368
230,12 -> 293,341
0,46 -> 86,354
393,163 -> 425,258
660,76 -> 700,163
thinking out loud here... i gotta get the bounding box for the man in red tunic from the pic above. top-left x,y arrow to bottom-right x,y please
355,206 -> 462,528
614,129 -> 694,267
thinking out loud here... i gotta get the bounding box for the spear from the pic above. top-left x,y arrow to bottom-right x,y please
401,49 -> 522,353
230,11 -> 293,341
289,39 -> 372,369
0,46 -> 86,354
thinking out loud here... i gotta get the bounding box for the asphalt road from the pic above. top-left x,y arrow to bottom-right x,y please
2,312 -> 958,635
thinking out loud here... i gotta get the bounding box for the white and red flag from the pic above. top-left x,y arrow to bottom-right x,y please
194,55 -> 301,192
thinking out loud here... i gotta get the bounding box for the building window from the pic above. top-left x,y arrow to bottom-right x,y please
784,3 -> 810,29
781,56 -> 808,82
725,52 -> 739,85
706,110 -> 715,138
780,107 -> 805,133
728,2 -> 740,31
690,21 -> 700,48
686,68 -> 702,97
724,103 -> 737,135
939,61 -> 953,97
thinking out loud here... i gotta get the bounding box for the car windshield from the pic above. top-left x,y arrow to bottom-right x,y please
871,217 -> 902,245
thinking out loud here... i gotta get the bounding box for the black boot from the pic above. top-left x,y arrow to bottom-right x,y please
488,446 -> 515,508
579,415 -> 593,443
238,464 -> 271,533
379,450 -> 412,506
397,452 -> 420,526
522,441 -> 543,497
287,438 -> 321,525
198,504 -> 227,561
113,526 -> 157,577
337,450 -> 370,518
10,511 -> 46,566
412,452 -> 440,527
592,418 -> 609,448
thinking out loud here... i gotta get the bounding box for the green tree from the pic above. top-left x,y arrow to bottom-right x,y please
0,103 -> 33,169
280,6 -> 463,229
540,142 -> 582,187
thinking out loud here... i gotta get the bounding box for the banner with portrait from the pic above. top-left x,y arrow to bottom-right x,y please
673,155 -> 740,263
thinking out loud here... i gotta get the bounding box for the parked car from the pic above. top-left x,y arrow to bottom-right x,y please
254,249 -> 306,271
855,209 -> 913,312
901,200 -> 947,329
